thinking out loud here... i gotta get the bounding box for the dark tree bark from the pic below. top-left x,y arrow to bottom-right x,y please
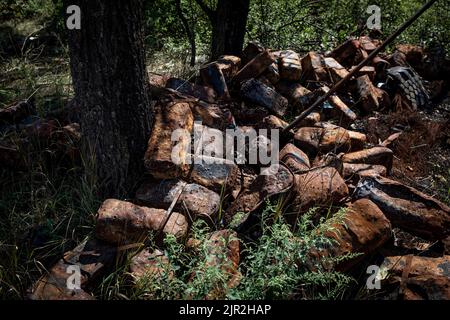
195,0 -> 250,60
66,0 -> 152,197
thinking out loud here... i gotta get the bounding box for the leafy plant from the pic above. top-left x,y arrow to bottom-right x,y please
229,201 -> 356,300
126,200 -> 356,300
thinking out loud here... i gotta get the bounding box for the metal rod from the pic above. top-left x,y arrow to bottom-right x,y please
282,0 -> 439,134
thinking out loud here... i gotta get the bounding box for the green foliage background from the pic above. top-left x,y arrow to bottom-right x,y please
1,0 -> 449,57
148,0 -> 450,54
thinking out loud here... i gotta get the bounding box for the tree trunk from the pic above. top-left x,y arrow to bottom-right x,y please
66,0 -> 152,198
210,0 -> 250,60
175,0 -> 196,66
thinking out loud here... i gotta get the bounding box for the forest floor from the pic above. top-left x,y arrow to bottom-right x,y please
359,106 -> 450,204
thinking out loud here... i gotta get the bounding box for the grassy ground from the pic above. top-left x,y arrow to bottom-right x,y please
0,16 -> 86,298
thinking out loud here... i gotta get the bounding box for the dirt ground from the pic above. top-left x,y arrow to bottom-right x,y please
358,98 -> 450,204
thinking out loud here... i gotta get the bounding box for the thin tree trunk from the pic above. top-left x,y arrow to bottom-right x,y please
175,0 -> 196,66
211,0 -> 250,59
195,0 -> 250,60
66,0 -> 152,198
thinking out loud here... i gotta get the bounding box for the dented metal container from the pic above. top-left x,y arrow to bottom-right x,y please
341,146 -> 393,173
279,143 -> 310,173
144,101 -> 193,179
323,57 -> 349,84
135,179 -> 220,221
95,199 -> 188,244
215,55 -> 242,79
192,100 -> 234,131
378,255 -> 450,300
288,167 -> 349,215
279,50 -> 302,81
275,80 -> 312,110
225,164 -> 294,228
311,199 -> 392,272
233,50 -> 275,84
354,175 -> 450,241
200,62 -> 231,100
166,78 -> 217,103
29,238 -> 116,300
301,52 -> 328,82
240,79 -> 288,117
185,161 -> 240,194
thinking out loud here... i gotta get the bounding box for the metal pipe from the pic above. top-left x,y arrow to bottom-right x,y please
282,0 -> 439,134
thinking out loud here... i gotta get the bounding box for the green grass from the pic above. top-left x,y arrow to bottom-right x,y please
0,55 -> 72,110
97,200 -> 357,300
229,201 -> 356,300
0,18 -> 87,298
0,130 -> 100,299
